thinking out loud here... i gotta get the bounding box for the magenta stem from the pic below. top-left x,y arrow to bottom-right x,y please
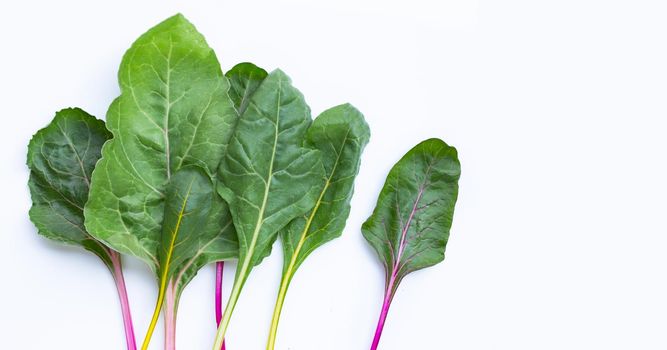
110,251 -> 137,350
215,261 -> 226,350
370,270 -> 398,350
165,281 -> 177,350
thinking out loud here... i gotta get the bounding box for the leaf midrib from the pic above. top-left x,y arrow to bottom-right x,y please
238,74 -> 283,281
393,161 -> 434,273
163,40 -> 174,180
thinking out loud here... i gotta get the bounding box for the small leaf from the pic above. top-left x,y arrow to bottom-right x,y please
362,138 -> 460,349
27,108 -> 113,266
27,108 -> 139,349
280,104 -> 370,274
151,166 -> 224,304
363,138 -> 460,291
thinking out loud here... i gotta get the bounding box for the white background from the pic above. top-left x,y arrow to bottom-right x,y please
1,0 -> 666,349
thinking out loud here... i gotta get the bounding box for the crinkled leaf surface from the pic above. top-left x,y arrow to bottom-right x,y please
217,69 -> 324,281
225,62 -> 268,116
280,103 -> 370,277
27,108 -> 114,267
84,14 -> 238,274
362,138 -> 460,296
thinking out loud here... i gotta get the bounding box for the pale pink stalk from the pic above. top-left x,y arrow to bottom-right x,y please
215,262 -> 226,350
110,250 -> 137,350
164,281 -> 177,350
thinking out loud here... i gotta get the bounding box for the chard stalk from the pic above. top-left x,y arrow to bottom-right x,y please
370,270 -> 398,350
164,281 -> 177,350
109,250 -> 137,350
215,262 -> 226,350
266,272 -> 291,349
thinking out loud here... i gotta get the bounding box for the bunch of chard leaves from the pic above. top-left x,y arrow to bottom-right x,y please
27,108 -> 137,350
82,14 -> 238,349
362,138 -> 460,350
24,13 -> 459,350
266,104 -> 370,349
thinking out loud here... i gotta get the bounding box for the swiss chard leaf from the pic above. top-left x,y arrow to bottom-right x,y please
213,69 -> 325,349
28,108 -> 112,265
362,138 -> 460,349
84,14 -> 238,269
27,108 -> 137,349
81,14 -> 239,348
214,61 -> 268,348
267,104 -> 370,349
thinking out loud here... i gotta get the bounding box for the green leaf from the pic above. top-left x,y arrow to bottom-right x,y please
363,139 -> 460,348
213,69 -> 325,348
147,166 -> 225,314
27,108 -> 113,267
80,14 -> 239,348
225,62 -> 268,116
84,13 -> 238,271
218,69 -> 325,273
28,108 -> 138,350
159,166 -> 235,292
267,103 -> 370,349
362,138 -> 460,296
279,104 -> 370,274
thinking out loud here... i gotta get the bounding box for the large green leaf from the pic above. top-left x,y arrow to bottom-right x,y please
213,69 -> 325,348
267,104 -> 370,349
27,108 -> 113,266
84,13 -> 238,271
213,61 -> 267,328
362,138 -> 460,349
81,14 -> 239,348
362,138 -> 460,295
218,69 -> 324,274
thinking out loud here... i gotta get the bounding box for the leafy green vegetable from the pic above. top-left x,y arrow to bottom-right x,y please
362,138 -> 460,350
27,108 -> 137,350
82,14 -> 238,349
266,104 -> 370,349
214,62 -> 268,350
213,69 -> 325,349
27,12 -> 464,350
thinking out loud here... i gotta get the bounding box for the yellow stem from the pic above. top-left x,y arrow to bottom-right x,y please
142,181 -> 193,350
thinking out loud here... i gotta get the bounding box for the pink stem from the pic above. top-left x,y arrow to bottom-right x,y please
215,262 -> 226,350
370,271 -> 398,350
110,251 -> 137,350
165,281 -> 177,350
